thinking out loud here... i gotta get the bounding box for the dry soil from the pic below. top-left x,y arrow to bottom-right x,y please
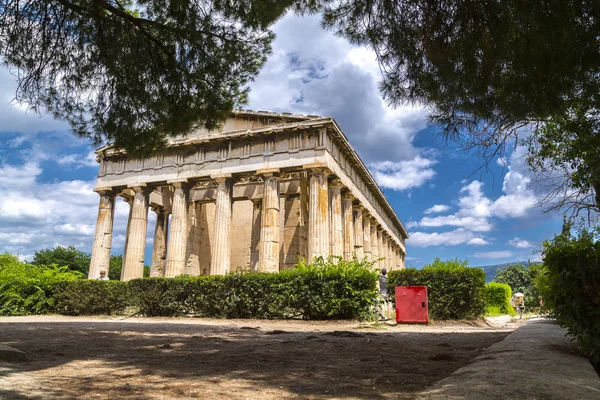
0,316 -> 519,399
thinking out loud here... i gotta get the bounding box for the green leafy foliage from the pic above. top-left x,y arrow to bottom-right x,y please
540,223 -> 600,363
387,258 -> 486,320
0,0 -> 276,154
51,257 -> 378,320
494,264 -> 530,295
484,283 -> 515,316
52,280 -> 130,315
106,255 -> 150,280
32,246 -> 91,275
0,253 -> 82,316
322,1 -> 600,213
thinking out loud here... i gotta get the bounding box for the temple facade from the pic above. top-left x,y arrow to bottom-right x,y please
88,111 -> 408,280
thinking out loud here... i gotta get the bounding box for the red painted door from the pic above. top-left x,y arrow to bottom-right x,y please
395,286 -> 429,323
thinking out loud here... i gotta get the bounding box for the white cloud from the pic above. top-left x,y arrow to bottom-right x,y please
468,238 -> 491,246
370,156 -> 437,191
508,237 -> 534,249
418,215 -> 493,232
408,228 -> 488,248
424,204 -> 451,214
473,251 -> 513,259
0,67 -> 69,135
248,14 -> 433,192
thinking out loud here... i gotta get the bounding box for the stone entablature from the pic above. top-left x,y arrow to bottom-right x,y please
89,110 -> 408,280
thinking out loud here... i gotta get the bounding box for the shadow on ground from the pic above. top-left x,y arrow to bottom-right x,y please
0,320 -> 509,399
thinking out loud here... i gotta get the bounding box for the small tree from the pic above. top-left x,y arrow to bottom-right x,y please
494,264 -> 530,294
107,255 -> 150,280
32,246 -> 90,275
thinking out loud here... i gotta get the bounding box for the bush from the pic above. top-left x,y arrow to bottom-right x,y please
52,280 -> 130,315
485,282 -> 515,316
388,258 -> 486,320
0,253 -> 82,316
541,223 -> 600,364
55,256 -> 378,320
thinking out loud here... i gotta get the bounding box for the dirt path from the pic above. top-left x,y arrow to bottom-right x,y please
0,316 -> 518,399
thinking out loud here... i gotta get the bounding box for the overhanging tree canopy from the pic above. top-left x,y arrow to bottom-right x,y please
0,0 -> 285,153
322,0 -> 600,214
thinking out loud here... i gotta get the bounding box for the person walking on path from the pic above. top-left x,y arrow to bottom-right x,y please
378,268 -> 390,320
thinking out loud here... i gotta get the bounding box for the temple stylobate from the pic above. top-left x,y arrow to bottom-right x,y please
88,111 -> 409,281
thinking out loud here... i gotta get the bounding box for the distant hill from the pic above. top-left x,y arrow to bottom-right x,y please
474,261 -> 542,283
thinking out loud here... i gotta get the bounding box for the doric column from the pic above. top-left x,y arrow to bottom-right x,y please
250,198 -> 262,272
211,175 -> 233,275
150,207 -> 169,277
258,169 -> 280,273
122,185 -> 151,281
342,192 -> 355,260
186,201 -> 201,276
164,181 -> 189,277
329,179 -> 344,257
353,205 -> 364,259
376,227 -> 384,268
363,211 -> 372,261
370,220 -> 379,265
88,188 -> 116,279
308,168 -> 330,260
381,234 -> 389,270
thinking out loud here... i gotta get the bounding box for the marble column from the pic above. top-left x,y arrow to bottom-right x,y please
150,207 -> 169,277
363,212 -> 372,262
328,179 -> 344,257
164,182 -> 189,277
250,198 -> 262,272
186,201 -> 201,276
121,196 -> 133,276
258,170 -> 280,273
122,185 -> 150,281
211,176 -> 233,275
308,169 -> 330,260
381,234 -> 389,270
353,205 -> 364,259
88,188 -> 116,279
370,221 -> 379,265
342,193 -> 355,260
376,228 -> 384,269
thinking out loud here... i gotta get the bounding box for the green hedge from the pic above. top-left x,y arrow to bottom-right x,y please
484,282 -> 516,316
53,280 -> 130,315
541,224 -> 600,363
49,257 -> 379,320
388,259 -> 486,320
0,253 -> 81,316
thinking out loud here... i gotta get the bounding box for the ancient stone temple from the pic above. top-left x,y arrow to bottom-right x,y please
88,111 -> 408,280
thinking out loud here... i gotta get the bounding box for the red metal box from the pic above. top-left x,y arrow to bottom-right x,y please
395,286 -> 429,323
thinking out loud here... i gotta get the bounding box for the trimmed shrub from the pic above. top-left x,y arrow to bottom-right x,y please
52,280 -> 130,315
54,256 -> 378,320
541,223 -> 600,364
0,253 -> 81,316
388,258 -> 486,320
485,282 -> 515,316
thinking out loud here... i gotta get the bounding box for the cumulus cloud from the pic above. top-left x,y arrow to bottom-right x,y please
508,237 -> 534,249
248,13 -> 434,192
424,204 -> 451,214
369,156 -> 437,191
408,228 -> 488,248
0,159 -> 153,258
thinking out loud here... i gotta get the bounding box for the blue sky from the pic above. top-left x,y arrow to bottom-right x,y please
0,14 -> 562,267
